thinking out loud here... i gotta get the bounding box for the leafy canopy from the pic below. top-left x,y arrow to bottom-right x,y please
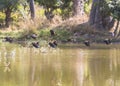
106,0 -> 120,20
0,0 -> 28,11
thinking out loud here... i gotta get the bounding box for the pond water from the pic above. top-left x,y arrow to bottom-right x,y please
0,43 -> 120,86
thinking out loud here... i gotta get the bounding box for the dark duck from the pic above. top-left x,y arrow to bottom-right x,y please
84,40 -> 90,47
49,41 -> 57,48
32,42 -> 40,48
31,34 -> 37,39
53,40 -> 57,46
50,30 -> 55,36
104,38 -> 111,45
5,37 -> 13,43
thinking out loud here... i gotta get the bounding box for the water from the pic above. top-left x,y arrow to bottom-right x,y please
0,43 -> 120,86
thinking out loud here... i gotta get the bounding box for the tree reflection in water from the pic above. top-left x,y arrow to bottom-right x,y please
0,44 -> 120,86
4,61 -> 11,72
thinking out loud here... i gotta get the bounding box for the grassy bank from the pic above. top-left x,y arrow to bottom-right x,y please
0,24 -> 117,44
0,16 -> 119,44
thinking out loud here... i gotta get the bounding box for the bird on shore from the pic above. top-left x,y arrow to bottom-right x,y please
67,38 -> 72,42
32,42 -> 40,48
53,40 -> 57,46
84,40 -> 90,47
50,30 -> 55,36
49,41 -> 57,48
5,37 -> 13,43
31,34 -> 37,39
104,38 -> 111,45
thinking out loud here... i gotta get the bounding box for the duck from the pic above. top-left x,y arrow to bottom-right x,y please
104,38 -> 111,45
49,42 -> 56,48
32,42 -> 40,48
53,40 -> 57,46
50,30 -> 55,36
31,34 -> 37,39
49,41 -> 57,48
84,40 -> 90,47
67,38 -> 72,42
5,37 -> 13,43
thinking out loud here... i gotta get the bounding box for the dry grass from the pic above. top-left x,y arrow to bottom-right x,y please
52,14 -> 106,35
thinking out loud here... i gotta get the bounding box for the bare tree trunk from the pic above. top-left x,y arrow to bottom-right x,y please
73,0 -> 85,16
89,0 -> 114,30
29,0 -> 35,20
114,20 -> 120,37
89,0 -> 98,25
89,0 -> 103,29
5,7 -> 12,27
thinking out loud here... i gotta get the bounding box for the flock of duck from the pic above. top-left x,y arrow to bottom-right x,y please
31,30 -> 57,48
4,30 -> 112,48
4,30 -> 58,48
84,38 -> 112,47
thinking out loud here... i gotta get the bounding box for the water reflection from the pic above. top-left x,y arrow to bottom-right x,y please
0,43 -> 120,86
87,49 -> 120,86
4,61 -> 11,72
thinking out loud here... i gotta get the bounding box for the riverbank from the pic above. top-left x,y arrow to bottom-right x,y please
0,16 -> 119,45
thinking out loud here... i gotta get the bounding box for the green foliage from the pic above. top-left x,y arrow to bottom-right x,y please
35,0 -> 73,19
84,0 -> 92,14
37,8 -> 45,16
60,1 -> 73,19
61,0 -> 73,18
38,29 -> 50,40
53,29 -> 71,41
97,0 -> 111,18
0,0 -> 28,26
0,0 -> 19,11
39,29 -> 50,37
17,2 -> 29,19
106,0 -> 120,20
35,0 -> 60,8
0,12 -> 5,23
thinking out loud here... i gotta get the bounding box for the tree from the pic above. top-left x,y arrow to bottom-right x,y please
29,0 -> 35,20
35,0 -> 59,21
73,0 -> 85,16
36,0 -> 72,20
0,0 -> 20,27
60,0 -> 72,18
107,0 -> 120,37
89,0 -> 115,30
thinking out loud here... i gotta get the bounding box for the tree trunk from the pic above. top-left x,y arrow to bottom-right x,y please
89,0 -> 104,29
5,7 -> 12,27
29,0 -> 35,20
73,0 -> 85,16
89,0 -> 98,25
89,0 -> 114,30
114,20 -> 120,37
